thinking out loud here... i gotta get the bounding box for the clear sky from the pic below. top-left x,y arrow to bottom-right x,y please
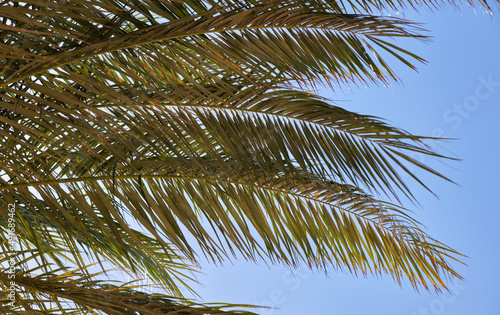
189,5 -> 500,315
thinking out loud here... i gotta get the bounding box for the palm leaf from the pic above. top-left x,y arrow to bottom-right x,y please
0,252 -> 260,314
1,0 -> 495,312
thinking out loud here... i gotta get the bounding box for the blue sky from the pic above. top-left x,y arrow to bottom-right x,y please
190,5 -> 500,315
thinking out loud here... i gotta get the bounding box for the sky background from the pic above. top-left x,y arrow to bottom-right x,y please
187,4 -> 500,315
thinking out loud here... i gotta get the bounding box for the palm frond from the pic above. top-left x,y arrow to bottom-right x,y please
1,154 -> 464,291
0,253 -> 260,314
1,1 -> 428,89
0,0 -> 489,312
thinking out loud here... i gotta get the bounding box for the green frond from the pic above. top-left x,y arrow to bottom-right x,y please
0,253 -> 260,314
1,155 -> 464,291
1,1 -> 428,89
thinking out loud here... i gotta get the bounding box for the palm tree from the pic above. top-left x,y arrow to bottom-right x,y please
0,0 -> 496,313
